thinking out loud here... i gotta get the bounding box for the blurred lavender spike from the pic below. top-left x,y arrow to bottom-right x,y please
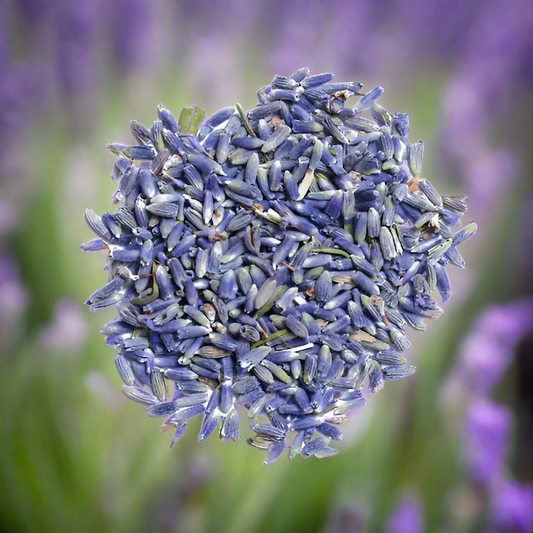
488,481 -> 533,533
387,492 -> 425,533
464,399 -> 510,486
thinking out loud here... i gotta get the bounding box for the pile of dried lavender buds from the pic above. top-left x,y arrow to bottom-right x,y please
82,68 -> 476,464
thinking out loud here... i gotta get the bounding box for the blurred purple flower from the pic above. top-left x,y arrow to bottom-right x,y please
0,59 -> 49,227
52,0 -> 100,100
322,505 -> 366,533
464,399 -> 510,486
518,194 -> 533,285
178,0 -> 259,34
0,60 -> 43,141
0,197 -> 16,238
393,0 -> 479,60
177,1 -> 261,109
480,302 -> 533,343
439,78 -> 517,232
441,299 -> 533,525
105,0 -> 152,71
264,0 -> 328,75
457,0 -> 533,97
0,0 -> 8,68
487,481 -> 533,533
436,0 -> 533,245
14,0 -> 50,26
0,3 -> 49,192
186,36 -> 243,110
39,299 -> 88,353
387,492 -> 425,533
449,300 -> 533,396
0,253 -> 28,346
264,1 -> 391,78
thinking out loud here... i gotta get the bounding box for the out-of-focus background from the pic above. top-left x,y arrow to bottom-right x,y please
1,0 -> 533,531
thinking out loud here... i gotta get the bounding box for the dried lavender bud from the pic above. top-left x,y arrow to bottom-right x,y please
82,69 -> 476,465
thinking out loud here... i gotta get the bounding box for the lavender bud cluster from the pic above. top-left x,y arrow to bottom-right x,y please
81,68 -> 476,464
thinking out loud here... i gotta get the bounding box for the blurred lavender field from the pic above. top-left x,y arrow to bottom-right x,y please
1,0 -> 532,531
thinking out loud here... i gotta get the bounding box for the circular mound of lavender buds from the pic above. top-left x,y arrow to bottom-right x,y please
82,68 -> 476,464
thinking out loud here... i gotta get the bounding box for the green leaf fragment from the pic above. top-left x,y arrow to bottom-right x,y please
235,102 -> 256,137
313,247 -> 351,258
178,105 -> 206,135
251,329 -> 290,349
